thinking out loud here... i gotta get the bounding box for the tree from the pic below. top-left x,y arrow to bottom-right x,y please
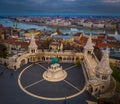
0,43 -> 8,58
111,66 -> 120,82
40,39 -> 52,49
76,58 -> 81,66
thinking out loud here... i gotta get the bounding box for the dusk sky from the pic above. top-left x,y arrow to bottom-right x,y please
0,0 -> 120,15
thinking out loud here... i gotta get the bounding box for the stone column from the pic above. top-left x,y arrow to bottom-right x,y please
74,57 -> 76,63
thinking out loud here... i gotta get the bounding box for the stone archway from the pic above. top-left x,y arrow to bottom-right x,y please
59,57 -> 62,62
14,66 -> 16,70
20,59 -> 26,67
42,56 -> 45,61
88,85 -> 93,93
28,58 -> 30,62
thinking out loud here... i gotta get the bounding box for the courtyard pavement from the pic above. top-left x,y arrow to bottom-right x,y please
0,63 -> 96,104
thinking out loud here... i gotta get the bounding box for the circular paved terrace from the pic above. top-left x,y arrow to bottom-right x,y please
18,63 -> 86,100
0,63 -> 96,104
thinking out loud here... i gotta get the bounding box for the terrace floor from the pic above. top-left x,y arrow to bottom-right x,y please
0,63 -> 96,104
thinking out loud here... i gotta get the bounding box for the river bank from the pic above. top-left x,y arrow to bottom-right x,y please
0,18 -> 119,34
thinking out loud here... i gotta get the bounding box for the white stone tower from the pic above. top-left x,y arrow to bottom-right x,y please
28,36 -> 38,53
95,48 -> 112,92
84,34 -> 94,54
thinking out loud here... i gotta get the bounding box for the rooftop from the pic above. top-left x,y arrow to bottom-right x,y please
53,35 -> 73,40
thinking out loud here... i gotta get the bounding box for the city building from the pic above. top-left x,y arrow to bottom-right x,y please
46,18 -> 71,26
49,41 -> 63,51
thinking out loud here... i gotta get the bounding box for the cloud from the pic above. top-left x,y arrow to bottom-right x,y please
29,0 -> 49,4
63,0 -> 76,1
0,0 -> 120,15
102,0 -> 120,3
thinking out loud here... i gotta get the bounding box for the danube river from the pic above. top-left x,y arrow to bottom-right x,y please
0,18 -> 120,57
0,18 -> 117,35
0,18 -> 120,40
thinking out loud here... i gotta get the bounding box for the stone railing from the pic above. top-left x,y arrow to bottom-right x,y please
93,53 -> 99,64
82,60 -> 91,80
0,58 -> 8,64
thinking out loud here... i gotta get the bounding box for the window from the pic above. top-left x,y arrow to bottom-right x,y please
96,73 -> 100,78
46,57 -> 48,60
102,86 -> 104,89
95,88 -> 98,92
102,75 -> 108,80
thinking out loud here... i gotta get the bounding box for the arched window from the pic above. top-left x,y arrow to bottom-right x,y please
95,88 -> 98,92
96,73 -> 100,78
102,75 -> 108,80
102,86 -> 104,89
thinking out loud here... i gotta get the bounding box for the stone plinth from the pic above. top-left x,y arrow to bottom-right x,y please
43,63 -> 67,82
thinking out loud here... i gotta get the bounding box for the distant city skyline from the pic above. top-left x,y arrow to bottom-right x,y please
0,0 -> 120,16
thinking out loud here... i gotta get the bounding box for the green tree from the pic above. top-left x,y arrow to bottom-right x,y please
111,66 -> 120,82
0,43 -> 8,58
76,58 -> 81,66
40,39 -> 52,49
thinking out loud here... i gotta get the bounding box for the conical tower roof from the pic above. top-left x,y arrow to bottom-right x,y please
28,36 -> 38,49
95,48 -> 112,74
84,34 -> 94,50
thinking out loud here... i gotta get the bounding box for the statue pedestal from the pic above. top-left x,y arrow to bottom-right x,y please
43,63 -> 67,82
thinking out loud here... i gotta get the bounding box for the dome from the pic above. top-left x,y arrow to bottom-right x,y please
52,56 -> 59,64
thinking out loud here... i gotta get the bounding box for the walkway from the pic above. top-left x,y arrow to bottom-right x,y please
84,53 -> 98,78
86,54 -> 98,70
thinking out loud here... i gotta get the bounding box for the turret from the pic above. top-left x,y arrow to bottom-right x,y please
28,36 -> 38,53
84,34 -> 94,54
95,48 -> 112,91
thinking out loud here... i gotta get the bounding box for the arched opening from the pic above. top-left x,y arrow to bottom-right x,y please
102,85 -> 104,89
20,59 -> 26,67
37,57 -> 40,61
88,85 -> 93,93
42,56 -> 45,61
28,58 -> 30,62
31,50 -> 35,53
59,57 -> 62,62
33,57 -> 35,62
14,66 -> 16,70
72,57 -> 74,61
96,73 -> 100,78
87,50 -> 92,54
76,57 -> 79,60
95,88 -> 98,92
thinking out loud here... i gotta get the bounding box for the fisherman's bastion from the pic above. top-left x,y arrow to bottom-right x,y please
0,32 -> 116,104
